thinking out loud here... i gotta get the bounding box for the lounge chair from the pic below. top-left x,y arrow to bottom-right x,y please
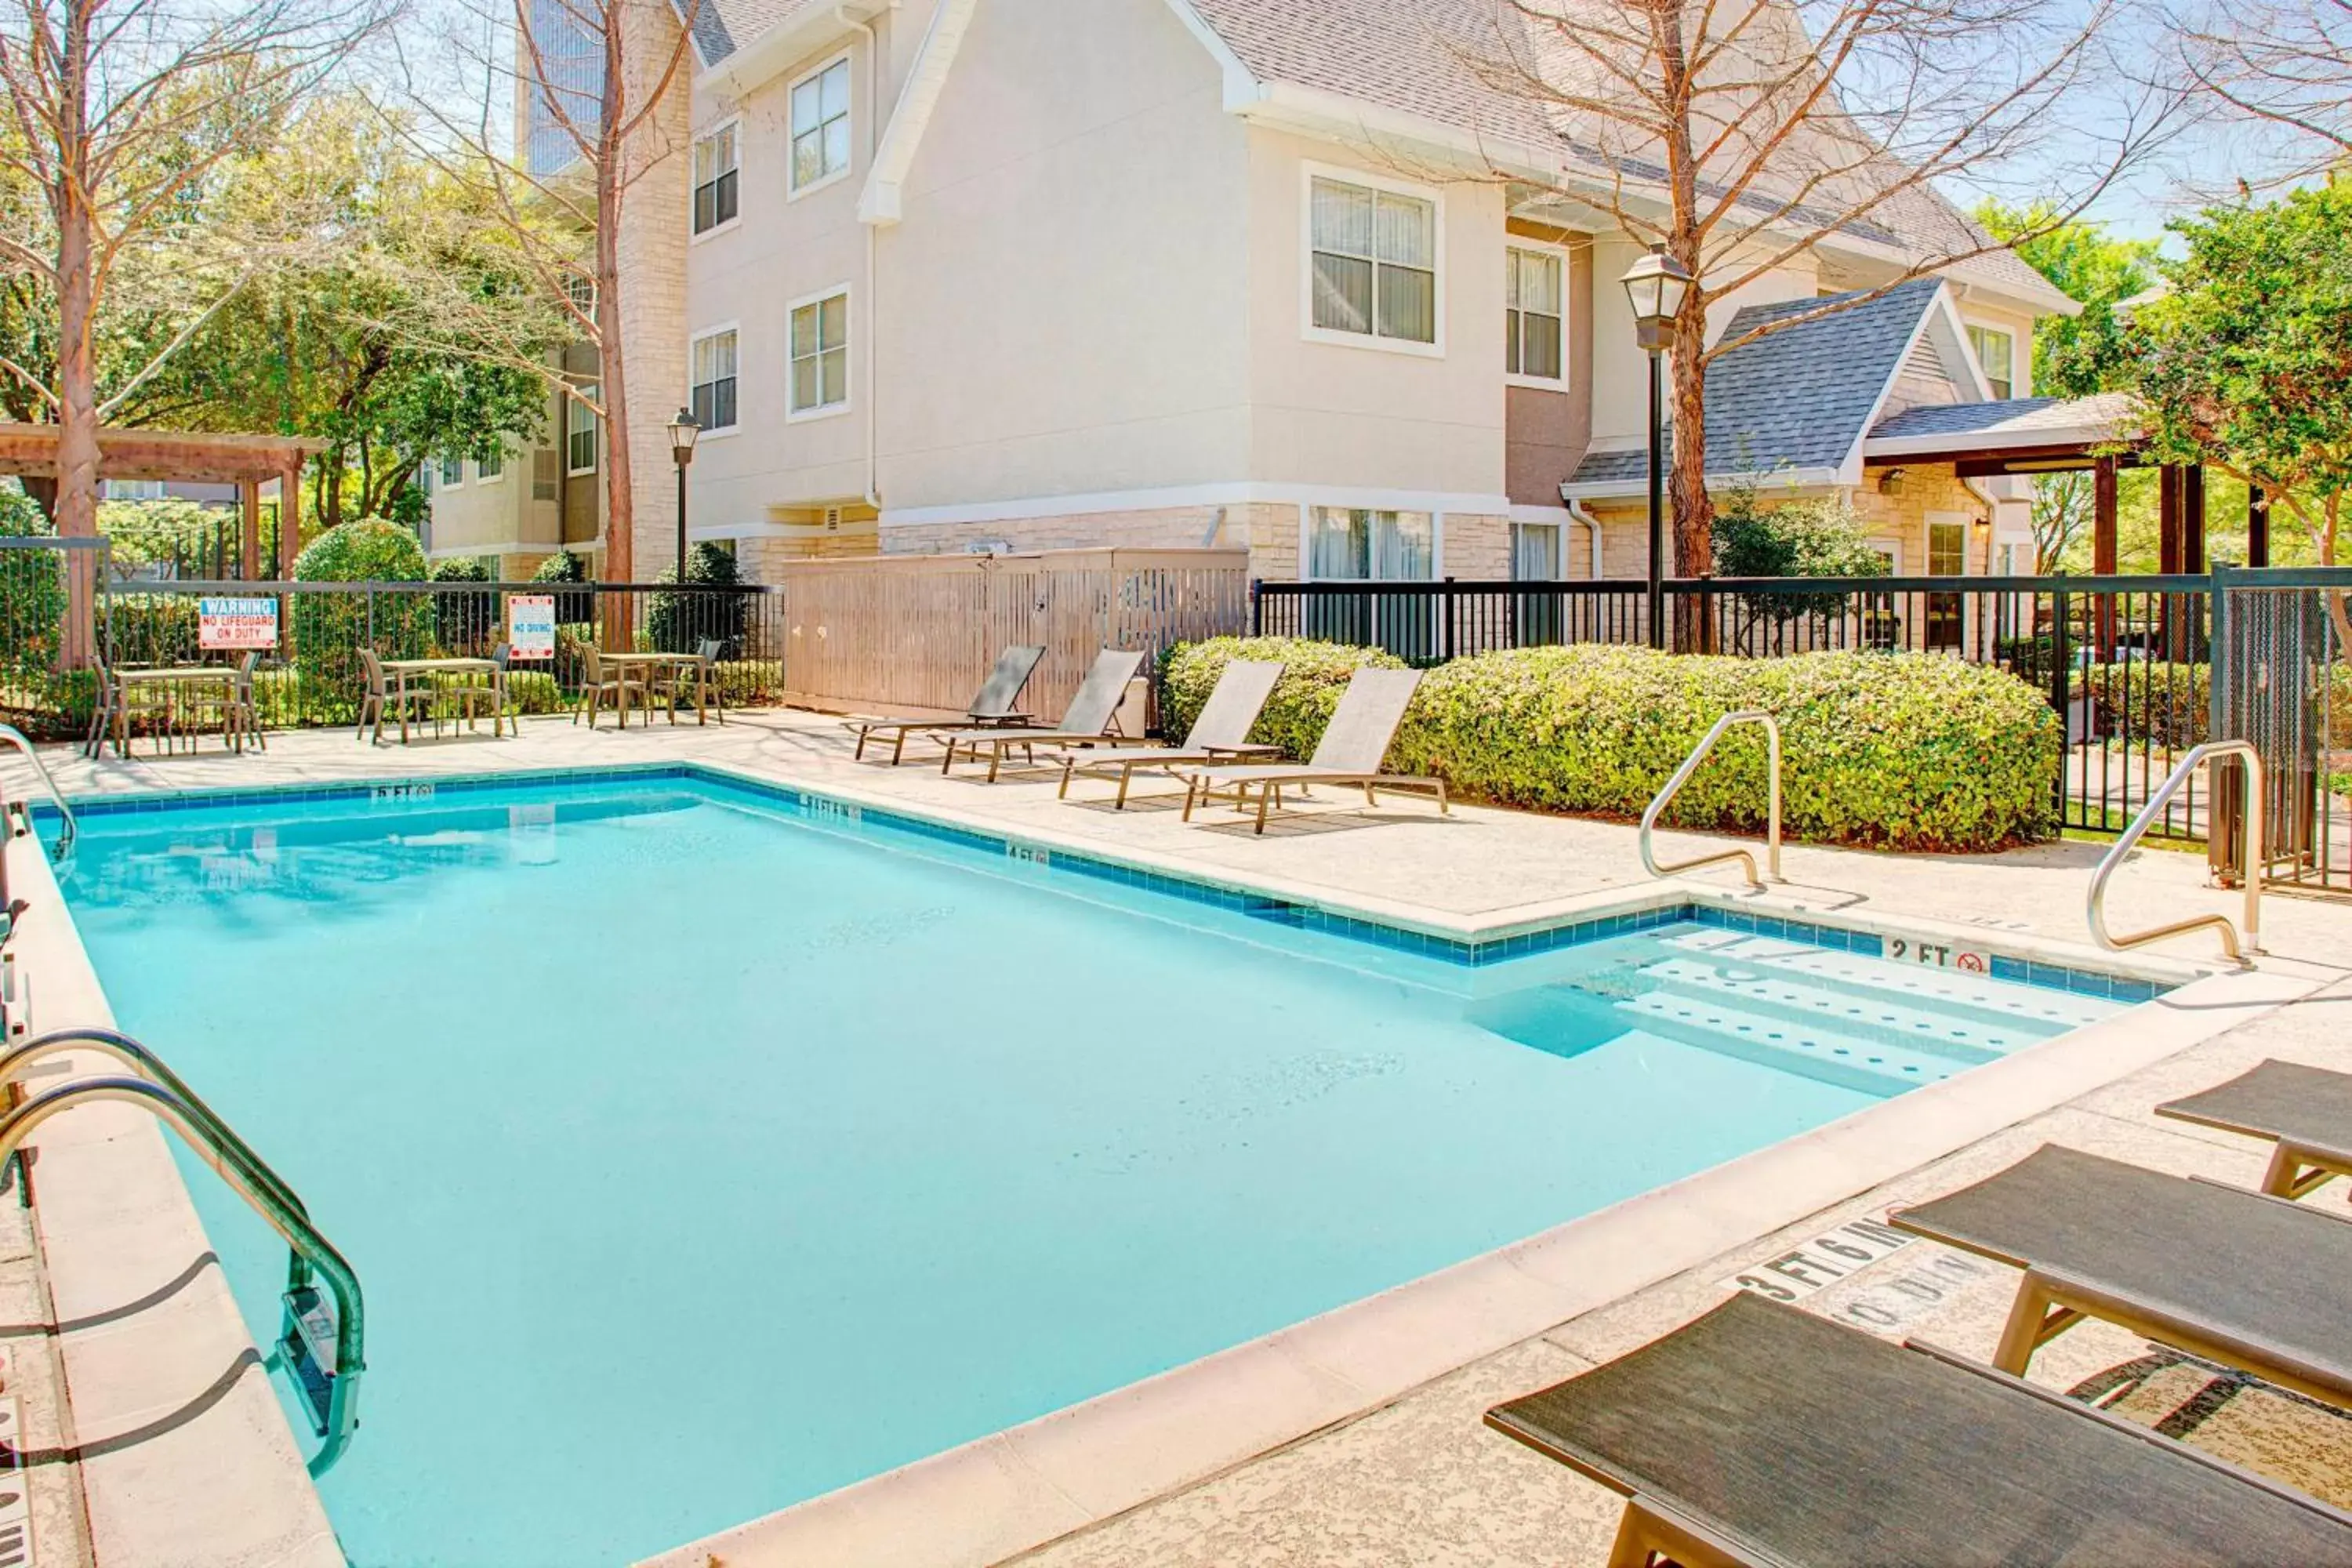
1889,1144 -> 2352,1410
1050,659 -> 1285,808
932,648 -> 1146,781
841,644 -> 1046,764
1180,666 -> 1445,834
1485,1291 -> 2352,1568
2156,1060 -> 2352,1201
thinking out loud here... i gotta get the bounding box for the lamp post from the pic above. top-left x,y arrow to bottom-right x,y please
1621,249 -> 1693,649
666,407 -> 701,588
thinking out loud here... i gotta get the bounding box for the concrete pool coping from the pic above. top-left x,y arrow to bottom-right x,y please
9,759 -> 2320,1568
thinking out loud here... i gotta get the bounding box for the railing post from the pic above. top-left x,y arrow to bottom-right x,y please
2050,586 -> 2071,826
1441,576 -> 1455,663
1250,577 -> 1262,637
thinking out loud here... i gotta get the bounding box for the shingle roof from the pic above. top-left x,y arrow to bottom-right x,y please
674,0 -> 822,66
1567,278 -> 1944,489
1867,390 -> 2138,443
1185,0 -> 2063,306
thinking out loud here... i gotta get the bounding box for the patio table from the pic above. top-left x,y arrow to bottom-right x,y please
379,657 -> 503,745
597,652 -> 709,728
96,666 -> 242,758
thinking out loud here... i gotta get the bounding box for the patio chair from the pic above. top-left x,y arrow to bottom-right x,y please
660,638 -> 726,726
1049,659 -> 1285,808
931,648 -> 1147,782
227,652 -> 267,753
573,646 -> 648,731
449,644 -> 520,738
85,659 -> 173,759
2156,1060 -> 2352,1201
1180,667 -> 1446,834
1484,1291 -> 2352,1568
356,648 -> 437,746
841,644 -> 1046,764
1889,1144 -> 2352,1410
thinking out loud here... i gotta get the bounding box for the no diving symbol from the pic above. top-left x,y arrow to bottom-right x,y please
1955,951 -> 1988,974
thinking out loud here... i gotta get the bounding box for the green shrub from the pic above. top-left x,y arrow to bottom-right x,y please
2080,661 -> 2352,750
1385,645 -> 2060,851
1711,481 -> 1888,621
291,521 -> 432,683
0,486 -> 65,676
428,556 -> 497,653
1163,636 -> 1406,757
1173,637 -> 2060,851
295,519 -> 428,583
532,548 -> 595,626
646,543 -> 749,655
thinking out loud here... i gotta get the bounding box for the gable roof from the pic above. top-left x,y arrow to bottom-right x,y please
1864,391 -> 2140,457
677,0 -> 824,67
1564,278 -> 1956,495
1174,0 -> 2067,311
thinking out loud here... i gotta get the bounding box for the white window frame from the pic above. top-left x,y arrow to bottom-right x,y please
1966,323 -> 2016,400
690,118 -> 741,241
1299,162 -> 1446,360
689,322 -> 742,437
437,454 -> 464,490
476,446 -> 506,483
786,285 -> 852,423
565,385 -> 600,476
1504,241 -> 1569,389
786,53 -> 854,200
1298,506 -> 1446,581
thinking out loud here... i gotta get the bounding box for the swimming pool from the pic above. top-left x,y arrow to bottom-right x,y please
58,769 -> 2142,1565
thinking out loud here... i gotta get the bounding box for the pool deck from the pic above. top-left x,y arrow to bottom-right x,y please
11,712 -> 2352,1568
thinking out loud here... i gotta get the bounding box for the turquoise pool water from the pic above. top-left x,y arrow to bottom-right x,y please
59,772 -> 2132,1566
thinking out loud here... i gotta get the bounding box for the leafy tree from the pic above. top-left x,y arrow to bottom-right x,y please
1973,201 -> 2160,398
1712,481 -> 1888,622
647,542 -> 746,655
2128,185 -> 2352,586
531,546 -> 593,626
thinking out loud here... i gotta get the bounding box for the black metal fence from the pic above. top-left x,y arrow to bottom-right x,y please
0,544 -> 789,740
1254,571 -> 2352,877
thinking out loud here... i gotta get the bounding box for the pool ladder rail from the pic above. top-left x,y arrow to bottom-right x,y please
1640,710 -> 1784,891
2089,739 -> 2264,964
0,1027 -> 365,1475
0,724 -> 74,859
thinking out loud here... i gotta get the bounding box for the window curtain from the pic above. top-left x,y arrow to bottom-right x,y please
1310,507 -> 1368,579
1371,512 -> 1434,580
1311,180 -> 1374,335
1514,522 -> 1561,580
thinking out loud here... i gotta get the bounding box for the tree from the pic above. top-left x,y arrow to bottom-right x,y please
388,0 -> 702,591
2166,0 -> 2350,183
1712,479 -> 1888,625
2027,467 -> 2095,572
1467,0 -> 2182,589
0,0 -> 389,557
2128,184 -> 2352,631
1973,201 -> 2159,398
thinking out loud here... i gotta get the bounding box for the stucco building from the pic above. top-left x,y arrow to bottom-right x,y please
429,0 -> 2080,588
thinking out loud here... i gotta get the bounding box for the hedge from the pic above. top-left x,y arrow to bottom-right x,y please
1163,636 -> 1406,760
2079,662 -> 2352,751
1164,637 -> 2062,852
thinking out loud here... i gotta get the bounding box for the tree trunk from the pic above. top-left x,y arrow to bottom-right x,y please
1667,285 -> 1712,651
52,2 -> 98,665
595,18 -> 633,626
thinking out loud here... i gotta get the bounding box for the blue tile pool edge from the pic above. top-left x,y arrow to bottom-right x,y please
38,762 -> 2167,1003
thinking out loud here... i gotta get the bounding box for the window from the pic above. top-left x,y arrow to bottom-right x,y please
1967,325 -> 2014,400
418,463 -> 434,498
1506,248 -> 1564,380
1308,174 -> 1438,347
477,447 -> 505,481
789,291 -> 849,416
438,454 -> 463,488
1308,508 -> 1435,580
691,328 -> 739,432
566,386 -> 599,474
1512,521 -> 1562,579
1926,518 -> 1967,651
790,58 -> 851,194
692,122 -> 739,234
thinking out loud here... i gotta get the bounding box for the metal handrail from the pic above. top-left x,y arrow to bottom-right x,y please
0,725 -> 74,856
2089,739 -> 2264,962
0,1071 -> 365,1475
1640,710 -> 1783,889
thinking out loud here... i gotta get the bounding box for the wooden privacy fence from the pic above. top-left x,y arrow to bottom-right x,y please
772,548 -> 1251,720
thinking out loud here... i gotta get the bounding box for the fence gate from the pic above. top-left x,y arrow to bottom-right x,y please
2210,567 -> 2352,895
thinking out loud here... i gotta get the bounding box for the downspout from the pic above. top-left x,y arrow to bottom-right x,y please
840,5 -> 887,510
1564,499 -> 1606,580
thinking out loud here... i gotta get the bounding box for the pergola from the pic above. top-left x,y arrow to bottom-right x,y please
0,423 -> 326,577
1860,393 -> 2267,572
